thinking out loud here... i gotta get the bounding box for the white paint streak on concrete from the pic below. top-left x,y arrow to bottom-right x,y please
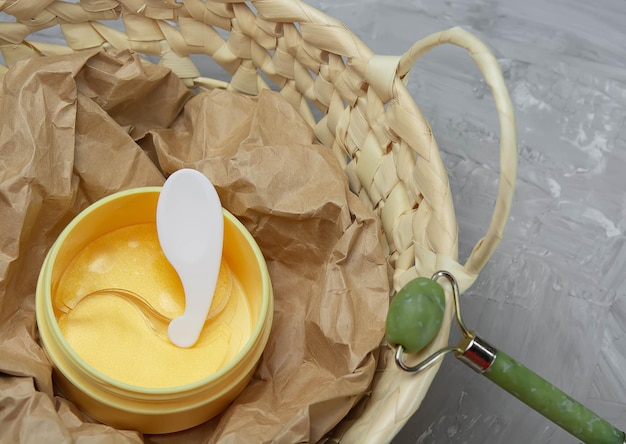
511,82 -> 552,112
547,178 -> 561,198
583,208 -> 622,238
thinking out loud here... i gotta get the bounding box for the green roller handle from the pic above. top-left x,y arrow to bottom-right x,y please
483,350 -> 624,444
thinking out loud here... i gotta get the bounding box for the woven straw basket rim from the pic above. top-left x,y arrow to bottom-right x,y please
0,1 -> 517,442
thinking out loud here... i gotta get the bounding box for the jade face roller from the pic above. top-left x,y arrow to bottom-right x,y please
386,271 -> 625,444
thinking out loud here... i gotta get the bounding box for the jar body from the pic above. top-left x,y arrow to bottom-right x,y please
36,188 -> 273,434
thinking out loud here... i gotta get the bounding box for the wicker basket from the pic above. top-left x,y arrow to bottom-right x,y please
0,1 -> 517,442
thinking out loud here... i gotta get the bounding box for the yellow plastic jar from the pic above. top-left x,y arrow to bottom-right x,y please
36,187 -> 273,434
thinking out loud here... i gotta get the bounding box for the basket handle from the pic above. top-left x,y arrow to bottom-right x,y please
400,27 -> 517,276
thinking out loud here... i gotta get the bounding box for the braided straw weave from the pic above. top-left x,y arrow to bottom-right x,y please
0,1 -> 517,442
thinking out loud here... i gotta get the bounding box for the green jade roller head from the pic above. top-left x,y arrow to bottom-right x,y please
386,271 -> 625,444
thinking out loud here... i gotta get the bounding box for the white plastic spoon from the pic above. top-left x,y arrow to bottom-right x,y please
156,169 -> 224,348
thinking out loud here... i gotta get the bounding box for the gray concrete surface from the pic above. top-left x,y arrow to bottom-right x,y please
305,1 -> 626,443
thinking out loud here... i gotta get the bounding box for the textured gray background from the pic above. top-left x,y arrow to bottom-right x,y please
2,1 -> 625,443
303,1 -> 626,443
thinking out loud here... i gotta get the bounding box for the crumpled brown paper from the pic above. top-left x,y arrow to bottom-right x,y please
0,49 -> 389,443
